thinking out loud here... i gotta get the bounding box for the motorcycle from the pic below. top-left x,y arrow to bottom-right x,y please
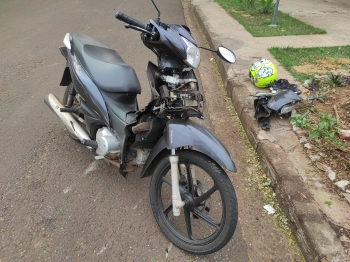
44,0 -> 238,254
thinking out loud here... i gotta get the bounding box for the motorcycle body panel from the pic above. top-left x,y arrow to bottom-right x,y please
101,91 -> 138,161
144,21 -> 195,70
68,51 -> 110,128
146,61 -> 162,97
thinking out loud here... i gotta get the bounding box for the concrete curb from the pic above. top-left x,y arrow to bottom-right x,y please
192,3 -> 348,262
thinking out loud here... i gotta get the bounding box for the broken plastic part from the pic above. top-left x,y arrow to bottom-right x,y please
263,204 -> 275,215
267,90 -> 301,112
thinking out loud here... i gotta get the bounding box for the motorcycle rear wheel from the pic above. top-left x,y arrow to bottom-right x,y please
149,149 -> 238,255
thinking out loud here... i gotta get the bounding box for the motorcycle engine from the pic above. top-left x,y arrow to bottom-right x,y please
158,79 -> 203,118
95,127 -> 120,158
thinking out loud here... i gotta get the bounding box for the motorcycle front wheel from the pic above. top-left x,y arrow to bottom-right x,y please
149,149 -> 238,255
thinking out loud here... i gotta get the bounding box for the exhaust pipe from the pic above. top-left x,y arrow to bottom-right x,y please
44,93 -> 91,142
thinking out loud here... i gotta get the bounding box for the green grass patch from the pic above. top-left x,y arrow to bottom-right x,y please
215,0 -> 326,37
269,45 -> 350,82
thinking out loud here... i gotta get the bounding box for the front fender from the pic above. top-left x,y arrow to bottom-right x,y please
140,119 -> 236,177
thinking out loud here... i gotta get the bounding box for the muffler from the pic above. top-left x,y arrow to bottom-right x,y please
44,93 -> 91,142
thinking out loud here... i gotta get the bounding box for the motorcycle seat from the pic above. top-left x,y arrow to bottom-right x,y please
71,34 -> 141,94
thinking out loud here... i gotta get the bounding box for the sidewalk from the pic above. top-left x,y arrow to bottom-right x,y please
191,0 -> 350,261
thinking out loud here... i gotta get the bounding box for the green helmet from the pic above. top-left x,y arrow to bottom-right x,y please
249,59 -> 277,88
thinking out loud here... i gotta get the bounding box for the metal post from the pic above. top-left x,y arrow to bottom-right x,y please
269,0 -> 280,27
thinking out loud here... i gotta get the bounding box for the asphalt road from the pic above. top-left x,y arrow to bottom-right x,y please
0,0 -> 247,261
0,0 -> 302,261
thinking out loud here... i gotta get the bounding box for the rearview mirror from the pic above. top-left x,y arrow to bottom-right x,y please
217,46 -> 236,64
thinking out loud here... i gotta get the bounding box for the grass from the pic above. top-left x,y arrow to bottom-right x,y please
215,0 -> 326,37
269,45 -> 350,82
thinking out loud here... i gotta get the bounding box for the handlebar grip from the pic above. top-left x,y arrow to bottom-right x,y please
115,11 -> 146,30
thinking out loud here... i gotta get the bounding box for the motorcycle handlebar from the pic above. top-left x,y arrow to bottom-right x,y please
115,12 -> 146,30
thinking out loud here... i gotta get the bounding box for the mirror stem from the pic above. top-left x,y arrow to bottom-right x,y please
151,0 -> 161,24
198,46 -> 216,52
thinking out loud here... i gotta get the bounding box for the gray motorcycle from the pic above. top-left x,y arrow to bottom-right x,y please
44,0 -> 238,254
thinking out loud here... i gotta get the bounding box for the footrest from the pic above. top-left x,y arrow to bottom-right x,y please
81,139 -> 98,148
60,107 -> 79,113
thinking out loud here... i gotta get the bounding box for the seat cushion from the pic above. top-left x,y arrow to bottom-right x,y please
72,34 -> 141,94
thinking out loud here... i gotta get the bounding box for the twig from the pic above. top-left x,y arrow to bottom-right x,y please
333,104 -> 340,124
297,191 -> 307,199
340,100 -> 350,108
338,154 -> 350,165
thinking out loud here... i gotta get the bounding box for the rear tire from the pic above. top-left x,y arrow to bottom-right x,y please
149,149 -> 238,255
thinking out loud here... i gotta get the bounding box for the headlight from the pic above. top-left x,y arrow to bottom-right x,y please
181,36 -> 200,68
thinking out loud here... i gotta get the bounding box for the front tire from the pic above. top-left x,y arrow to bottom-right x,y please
149,150 -> 238,255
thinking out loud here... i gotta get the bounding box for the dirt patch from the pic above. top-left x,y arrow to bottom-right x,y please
293,57 -> 350,75
293,60 -> 350,198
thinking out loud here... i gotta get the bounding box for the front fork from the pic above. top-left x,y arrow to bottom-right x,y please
170,149 -> 184,216
170,148 -> 197,216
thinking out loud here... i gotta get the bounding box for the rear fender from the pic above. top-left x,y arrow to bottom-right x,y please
140,119 -> 236,177
60,63 -> 72,86
59,47 -> 72,86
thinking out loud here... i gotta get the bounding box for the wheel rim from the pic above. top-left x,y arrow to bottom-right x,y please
156,159 -> 226,244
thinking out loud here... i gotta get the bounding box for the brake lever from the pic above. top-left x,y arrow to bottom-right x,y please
125,24 -> 157,38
